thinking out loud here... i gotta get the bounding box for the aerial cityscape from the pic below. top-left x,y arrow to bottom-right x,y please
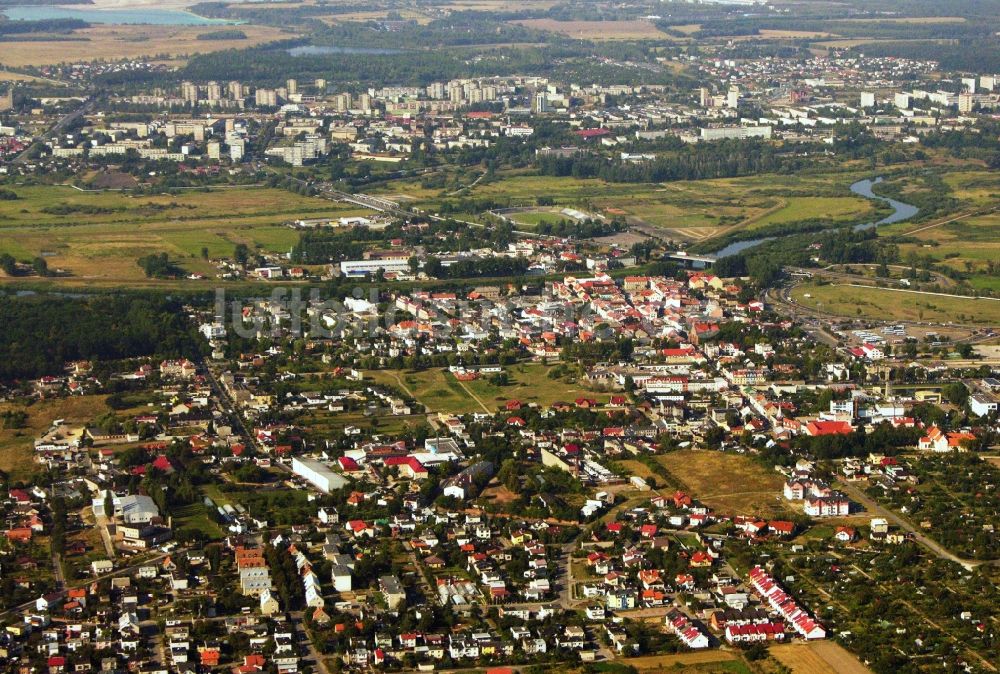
0,0 -> 998,673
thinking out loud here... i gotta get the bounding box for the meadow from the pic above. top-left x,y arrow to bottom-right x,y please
0,185 -> 366,284
791,282 -> 1000,325
0,394 -> 110,482
768,641 -> 872,674
376,169 -> 879,242
654,449 -> 790,517
367,363 -> 608,414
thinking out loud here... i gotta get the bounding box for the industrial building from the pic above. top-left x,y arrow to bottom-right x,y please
291,457 -> 350,493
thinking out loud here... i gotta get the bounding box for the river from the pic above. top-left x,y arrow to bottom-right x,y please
710,176 -> 919,259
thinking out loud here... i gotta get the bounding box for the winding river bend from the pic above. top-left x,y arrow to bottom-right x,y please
710,176 -> 920,258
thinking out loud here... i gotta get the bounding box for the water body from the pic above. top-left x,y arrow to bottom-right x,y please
710,176 -> 919,258
1,6 -> 230,25
848,177 -> 920,229
287,45 -> 404,57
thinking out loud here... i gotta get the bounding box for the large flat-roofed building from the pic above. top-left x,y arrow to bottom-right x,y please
292,457 -> 350,493
339,258 -> 411,278
699,125 -> 772,142
969,393 -> 998,417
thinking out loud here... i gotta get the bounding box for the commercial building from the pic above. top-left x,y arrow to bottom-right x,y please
969,393 -> 998,417
339,258 -> 411,278
292,457 -> 350,493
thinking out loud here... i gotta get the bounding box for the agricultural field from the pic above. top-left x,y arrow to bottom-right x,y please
0,395 -> 109,482
791,282 -> 1000,325
0,185 -> 364,285
0,24 -> 294,68
511,18 -> 672,40
653,449 -> 790,517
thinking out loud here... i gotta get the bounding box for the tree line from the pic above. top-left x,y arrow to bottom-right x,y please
536,140 -> 802,183
0,294 -> 203,381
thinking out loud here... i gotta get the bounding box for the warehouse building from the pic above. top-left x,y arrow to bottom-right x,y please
292,457 -> 350,493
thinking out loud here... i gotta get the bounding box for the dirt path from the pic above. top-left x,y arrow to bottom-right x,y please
710,197 -> 789,241
899,209 -> 987,237
453,378 -> 491,414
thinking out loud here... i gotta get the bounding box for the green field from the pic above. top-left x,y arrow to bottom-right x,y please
372,169 -> 878,241
653,449 -> 790,517
874,168 -> 1000,289
173,501 -> 225,539
792,282 -> 1000,325
367,363 -> 609,414
299,409 -> 418,436
0,185 -> 366,284
507,209 -> 567,228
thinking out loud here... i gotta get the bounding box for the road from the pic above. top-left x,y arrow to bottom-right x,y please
93,508 -> 118,559
289,611 -> 331,674
201,359 -> 267,455
0,550 -> 171,620
836,481 -> 985,570
8,95 -> 97,164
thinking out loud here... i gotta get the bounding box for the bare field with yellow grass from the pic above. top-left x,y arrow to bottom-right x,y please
0,24 -> 293,67
655,450 -> 790,517
769,641 -> 872,674
512,18 -> 671,40
0,395 -> 110,481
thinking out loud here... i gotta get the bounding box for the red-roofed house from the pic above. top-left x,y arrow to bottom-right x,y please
805,420 -> 853,436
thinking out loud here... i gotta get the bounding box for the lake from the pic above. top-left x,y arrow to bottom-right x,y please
287,45 -> 404,57
1,5 -> 231,25
710,176 -> 920,258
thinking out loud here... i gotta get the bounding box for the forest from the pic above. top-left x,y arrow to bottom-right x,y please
0,294 -> 203,381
